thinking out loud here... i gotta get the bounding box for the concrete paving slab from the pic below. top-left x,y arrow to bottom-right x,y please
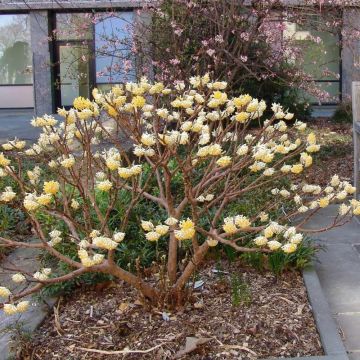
336,313 -> 360,351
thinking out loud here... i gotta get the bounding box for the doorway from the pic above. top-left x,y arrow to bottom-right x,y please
55,42 -> 94,108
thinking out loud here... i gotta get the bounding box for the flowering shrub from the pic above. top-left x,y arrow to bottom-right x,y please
0,75 -> 358,312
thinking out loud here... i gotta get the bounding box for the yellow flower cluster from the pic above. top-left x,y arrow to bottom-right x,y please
2,139 -> 26,151
0,186 -> 16,202
141,220 -> 170,241
223,215 -> 251,234
0,286 -> 11,298
96,180 -> 113,192
174,218 -> 196,240
43,181 -> 60,195
48,229 -> 62,247
0,153 -> 10,167
253,223 -> 303,254
12,273 -> 26,283
3,301 -> 30,316
78,249 -> 104,267
93,236 -> 119,250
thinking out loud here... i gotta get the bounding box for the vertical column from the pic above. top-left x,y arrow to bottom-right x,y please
30,11 -> 53,115
352,82 -> 360,199
342,8 -> 360,102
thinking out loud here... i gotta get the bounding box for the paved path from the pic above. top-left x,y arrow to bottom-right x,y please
0,109 -> 40,143
304,206 -> 360,360
0,246 -> 56,360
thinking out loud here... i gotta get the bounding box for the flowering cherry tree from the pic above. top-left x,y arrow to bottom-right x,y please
0,74 -> 358,312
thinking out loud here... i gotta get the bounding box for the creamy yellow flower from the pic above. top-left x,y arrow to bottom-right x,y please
96,180 -> 113,192
106,158 -> 120,171
234,112 -> 250,123
3,304 -> 17,315
306,144 -> 321,153
291,164 -> 303,174
223,218 -> 237,234
234,215 -> 251,229
37,194 -> 52,206
233,94 -> 252,108
0,153 -> 10,167
207,238 -> 218,247
145,231 -> 161,241
0,187 -> 16,202
267,240 -> 282,251
208,144 -> 222,156
16,301 -> 30,313
254,236 -> 268,247
113,232 -> 125,242
23,194 -> 40,212
141,133 -> 156,147
237,144 -> 248,156
12,273 -> 26,283
43,181 -> 60,195
73,96 -> 92,110
259,212 -> 269,222
71,199 -> 80,210
307,132 -> 316,145
282,243 -> 297,254
93,236 -> 118,250
155,224 -> 169,236
132,96 -> 146,109
216,156 -> 232,168
331,175 -> 340,187
0,286 -> 11,298
263,226 -> 274,238
141,220 -> 154,231
165,217 -> 178,226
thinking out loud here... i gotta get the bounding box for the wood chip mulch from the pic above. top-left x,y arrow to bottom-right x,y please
305,119 -> 353,186
21,262 -> 323,360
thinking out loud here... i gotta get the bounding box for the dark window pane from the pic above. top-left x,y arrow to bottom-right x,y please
0,14 -> 32,85
95,12 -> 136,83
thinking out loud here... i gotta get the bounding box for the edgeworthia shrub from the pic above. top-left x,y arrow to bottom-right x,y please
0,75 -> 358,311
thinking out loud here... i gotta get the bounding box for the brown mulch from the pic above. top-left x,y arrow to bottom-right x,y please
23,262 -> 322,360
304,119 -> 353,186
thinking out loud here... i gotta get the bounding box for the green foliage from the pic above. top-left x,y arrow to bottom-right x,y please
241,77 -> 311,121
241,238 -> 318,276
230,273 -> 252,307
331,102 -> 352,124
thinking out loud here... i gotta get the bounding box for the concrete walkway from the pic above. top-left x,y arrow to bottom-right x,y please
0,109 -> 39,143
304,206 -> 360,360
0,246 -> 56,360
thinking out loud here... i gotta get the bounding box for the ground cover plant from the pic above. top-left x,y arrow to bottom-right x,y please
0,75 -> 359,314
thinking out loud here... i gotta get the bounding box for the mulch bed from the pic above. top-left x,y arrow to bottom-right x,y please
305,119 -> 353,186
22,261 -> 322,360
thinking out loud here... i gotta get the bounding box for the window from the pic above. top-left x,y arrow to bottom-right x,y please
95,12 -> 135,84
54,12 -> 135,108
285,22 -> 340,104
0,14 -> 32,85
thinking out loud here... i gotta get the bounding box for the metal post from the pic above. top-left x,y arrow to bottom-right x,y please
352,82 -> 360,200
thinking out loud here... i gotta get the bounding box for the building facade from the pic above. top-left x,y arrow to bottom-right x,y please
0,0 -> 359,115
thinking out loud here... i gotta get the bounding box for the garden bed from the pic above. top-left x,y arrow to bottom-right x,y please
23,261 -> 323,359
